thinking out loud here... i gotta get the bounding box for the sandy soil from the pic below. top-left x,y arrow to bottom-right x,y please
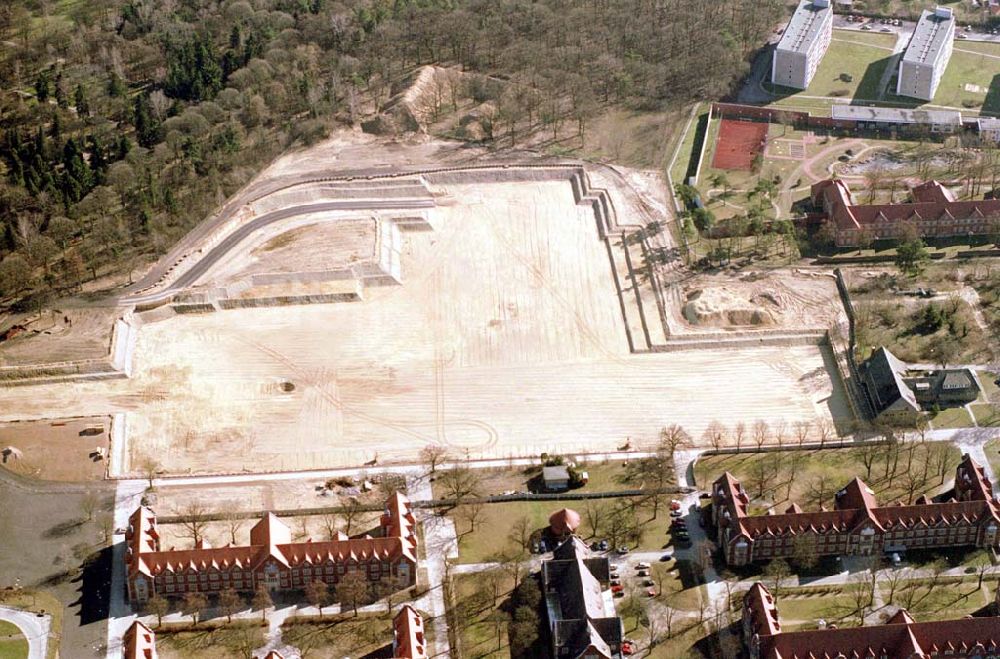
0,416 -> 110,481
247,218 -> 378,274
669,269 -> 843,333
0,306 -> 118,366
0,180 -> 847,475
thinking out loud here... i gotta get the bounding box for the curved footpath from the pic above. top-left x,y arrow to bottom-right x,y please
0,606 -> 50,659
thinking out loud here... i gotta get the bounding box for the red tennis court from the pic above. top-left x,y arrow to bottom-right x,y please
711,119 -> 768,171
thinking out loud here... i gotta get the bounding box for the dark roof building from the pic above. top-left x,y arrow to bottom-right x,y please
542,536 -> 623,659
743,581 -> 1000,659
711,454 -> 1000,566
859,346 -> 981,424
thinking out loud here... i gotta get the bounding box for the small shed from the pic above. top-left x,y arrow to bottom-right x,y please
542,465 -> 570,491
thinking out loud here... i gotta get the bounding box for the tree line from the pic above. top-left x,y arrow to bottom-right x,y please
0,0 -> 786,306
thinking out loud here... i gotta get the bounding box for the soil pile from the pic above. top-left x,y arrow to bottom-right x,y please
683,288 -> 777,327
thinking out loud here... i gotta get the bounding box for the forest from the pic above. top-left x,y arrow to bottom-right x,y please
0,0 -> 786,304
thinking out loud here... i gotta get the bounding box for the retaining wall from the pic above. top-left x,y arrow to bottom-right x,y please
0,312 -> 141,386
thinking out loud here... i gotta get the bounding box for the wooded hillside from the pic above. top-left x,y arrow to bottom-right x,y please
0,0 -> 784,305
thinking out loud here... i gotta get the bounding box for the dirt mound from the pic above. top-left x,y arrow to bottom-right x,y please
363,66 -> 461,136
683,288 -> 777,327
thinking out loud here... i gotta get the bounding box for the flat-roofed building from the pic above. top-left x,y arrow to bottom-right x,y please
897,6 -> 956,101
772,0 -> 834,90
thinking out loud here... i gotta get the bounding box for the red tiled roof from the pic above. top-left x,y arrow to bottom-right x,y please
811,178 -> 1000,234
744,582 -> 781,637
393,604 -> 428,658
747,583 -> 1000,659
956,453 -> 996,503
122,620 -> 157,659
549,508 -> 582,535
129,494 -> 418,581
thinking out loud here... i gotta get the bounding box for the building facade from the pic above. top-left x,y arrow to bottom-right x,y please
393,604 -> 429,659
811,178 -> 1000,247
711,454 -> 1000,567
772,0 -> 834,90
897,7 -> 956,101
743,582 -> 1000,658
125,492 -> 418,604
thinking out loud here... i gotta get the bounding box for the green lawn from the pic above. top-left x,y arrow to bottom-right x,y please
453,573 -> 512,659
281,613 -> 395,658
694,443 -> 961,512
451,496 -> 677,564
154,622 -> 267,659
930,406 -> 976,429
0,591 -> 62,659
670,105 -> 707,186
971,404 -> 1000,427
934,47 -> 1000,113
766,31 -> 897,103
0,621 -> 28,659
885,579 -> 993,619
774,590 -> 860,629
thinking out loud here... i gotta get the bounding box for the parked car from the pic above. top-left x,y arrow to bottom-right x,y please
611,584 -> 624,594
636,561 -> 651,570
880,27 -> 891,32
669,499 -> 683,511
622,641 -> 636,656
958,33 -> 968,39
671,519 -> 687,528
616,546 -> 629,555
660,552 -> 674,562
646,587 -> 657,597
861,24 -> 871,30
610,578 -> 621,587
614,590 -> 625,598
598,540 -> 609,551
643,579 -> 656,587
675,531 -> 690,541
637,569 -> 649,577
670,510 -> 683,518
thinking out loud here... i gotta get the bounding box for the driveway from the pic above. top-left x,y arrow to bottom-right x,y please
0,605 -> 50,659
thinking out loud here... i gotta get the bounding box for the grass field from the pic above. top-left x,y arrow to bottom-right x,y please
694,443 -> 961,512
0,621 -> 28,659
766,31 -> 897,103
156,622 -> 266,659
0,591 -> 61,659
451,496 -> 677,563
879,42 -> 1000,114
281,613 -> 395,658
930,405 -> 976,429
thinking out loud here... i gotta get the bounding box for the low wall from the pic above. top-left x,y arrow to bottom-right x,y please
0,312 -> 141,385
648,331 -> 826,352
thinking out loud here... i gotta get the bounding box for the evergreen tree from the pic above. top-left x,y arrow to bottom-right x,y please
35,70 -> 51,102
74,84 -> 90,117
107,73 -> 126,98
133,94 -> 162,148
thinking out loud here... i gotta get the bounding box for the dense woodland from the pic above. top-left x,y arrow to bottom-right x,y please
0,0 -> 785,305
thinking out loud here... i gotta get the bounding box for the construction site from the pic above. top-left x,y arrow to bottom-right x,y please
0,132 -> 852,477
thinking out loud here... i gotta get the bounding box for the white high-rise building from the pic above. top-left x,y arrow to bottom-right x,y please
896,7 -> 955,101
771,0 -> 834,90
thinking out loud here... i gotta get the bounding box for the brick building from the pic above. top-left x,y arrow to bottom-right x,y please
711,454 -> 1000,566
393,604 -> 429,658
811,178 -> 1000,247
125,492 -> 417,604
122,620 -> 158,659
743,581 -> 1000,658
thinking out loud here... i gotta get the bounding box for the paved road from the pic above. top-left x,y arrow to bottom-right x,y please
122,198 -> 436,306
0,605 -> 51,659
